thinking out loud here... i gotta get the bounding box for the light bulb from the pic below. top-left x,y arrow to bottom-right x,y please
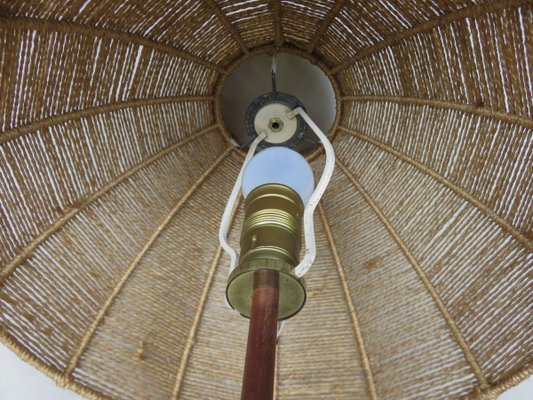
242,147 -> 314,204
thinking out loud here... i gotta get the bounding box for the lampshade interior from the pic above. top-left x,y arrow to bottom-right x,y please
0,1 -> 531,399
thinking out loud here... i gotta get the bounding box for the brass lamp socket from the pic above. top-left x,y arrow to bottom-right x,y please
226,184 -> 306,320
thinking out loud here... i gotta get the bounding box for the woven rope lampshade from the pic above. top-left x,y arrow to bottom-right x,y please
0,1 -> 532,399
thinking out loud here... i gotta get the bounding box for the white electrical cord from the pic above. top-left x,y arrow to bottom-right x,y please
287,107 -> 336,278
219,132 -> 267,275
276,320 -> 286,341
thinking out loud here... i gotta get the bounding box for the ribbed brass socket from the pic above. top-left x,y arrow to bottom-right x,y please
226,184 -> 306,320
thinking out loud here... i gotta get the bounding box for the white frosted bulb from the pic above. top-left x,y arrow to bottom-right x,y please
242,147 -> 315,204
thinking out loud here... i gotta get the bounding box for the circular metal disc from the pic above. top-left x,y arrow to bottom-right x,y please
246,92 -> 307,148
254,102 -> 297,144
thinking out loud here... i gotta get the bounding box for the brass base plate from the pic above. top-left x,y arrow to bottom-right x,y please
226,260 -> 306,320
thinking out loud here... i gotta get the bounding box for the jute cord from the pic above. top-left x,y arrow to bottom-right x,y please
66,147 -> 234,376
202,0 -> 249,56
0,1 -> 530,398
273,342 -> 279,400
171,194 -> 242,399
341,96 -> 533,130
0,332 -> 108,399
0,96 -> 214,145
463,364 -> 533,400
318,204 -> 378,400
271,0 -> 284,48
338,127 -> 532,252
336,159 -> 488,389
1,327 -> 530,400
329,0 -> 530,73
0,125 -> 218,283
305,0 -> 347,53
0,17 -> 225,74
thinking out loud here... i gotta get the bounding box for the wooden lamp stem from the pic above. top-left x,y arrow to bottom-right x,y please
241,269 -> 279,400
